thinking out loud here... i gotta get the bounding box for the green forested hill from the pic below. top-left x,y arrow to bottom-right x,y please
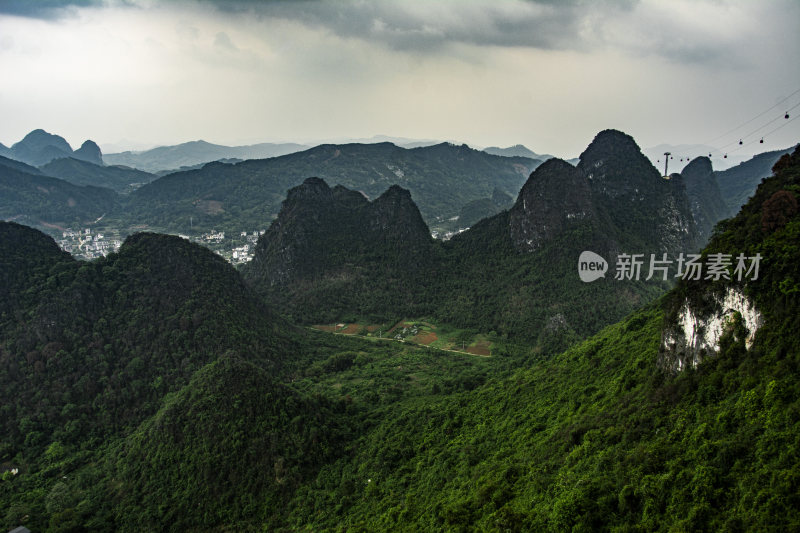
103,139 -> 309,173
245,130 -> 696,349
295,145 -> 799,531
715,146 -> 795,216
40,157 -> 157,193
116,141 -> 539,233
1,146 -> 798,532
0,226 -> 301,463
0,164 -> 118,229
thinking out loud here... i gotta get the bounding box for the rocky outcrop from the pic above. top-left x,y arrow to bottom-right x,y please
247,178 -> 431,287
11,129 -> 73,166
73,140 -> 104,166
9,129 -> 104,167
509,158 -> 594,252
508,129 -> 698,255
681,157 -> 728,243
659,286 -> 763,373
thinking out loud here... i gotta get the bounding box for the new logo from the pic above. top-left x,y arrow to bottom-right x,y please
578,250 -> 608,282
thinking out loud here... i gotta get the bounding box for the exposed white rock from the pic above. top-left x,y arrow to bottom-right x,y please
660,286 -> 763,372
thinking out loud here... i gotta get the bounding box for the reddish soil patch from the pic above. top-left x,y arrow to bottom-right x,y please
412,332 -> 438,345
466,341 -> 492,356
365,325 -> 380,332
341,324 -> 362,334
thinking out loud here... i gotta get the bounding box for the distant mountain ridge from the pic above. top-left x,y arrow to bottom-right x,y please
115,141 -> 541,234
1,145 -> 798,532
40,157 -> 157,193
245,129 -> 700,346
715,146 -> 795,216
0,156 -> 118,228
483,144 -> 555,161
103,139 -> 310,173
7,129 -> 104,166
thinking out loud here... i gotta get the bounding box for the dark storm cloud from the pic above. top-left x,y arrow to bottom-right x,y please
0,0 -> 103,18
190,0 -> 756,66
194,0 -> 638,52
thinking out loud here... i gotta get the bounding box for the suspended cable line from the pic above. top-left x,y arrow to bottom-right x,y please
725,112 -> 800,155
660,94 -> 800,164
717,101 -> 800,152
701,87 -> 800,146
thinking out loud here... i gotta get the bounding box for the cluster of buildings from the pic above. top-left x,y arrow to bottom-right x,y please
431,228 -> 469,240
201,229 -> 265,264
55,227 -> 267,265
57,228 -> 122,260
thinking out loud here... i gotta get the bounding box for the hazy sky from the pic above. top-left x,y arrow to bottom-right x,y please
1,0 -> 798,159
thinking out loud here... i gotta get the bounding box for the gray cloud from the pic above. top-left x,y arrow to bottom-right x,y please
186,0 -> 760,66
0,0 -> 102,18
2,0 -> 784,68
195,0 -> 626,52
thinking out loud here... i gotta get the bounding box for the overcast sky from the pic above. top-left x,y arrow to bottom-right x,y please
0,0 -> 798,159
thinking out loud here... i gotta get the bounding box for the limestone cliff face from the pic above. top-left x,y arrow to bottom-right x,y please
247,178 -> 431,287
680,156 -> 728,243
508,129 -> 698,255
509,158 -> 594,252
659,286 -> 763,373
370,185 -> 430,242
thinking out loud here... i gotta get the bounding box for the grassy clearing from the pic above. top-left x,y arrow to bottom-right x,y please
312,318 -> 493,356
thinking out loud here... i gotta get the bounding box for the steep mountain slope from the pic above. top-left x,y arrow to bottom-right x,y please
245,177 -> 437,323
0,163 -> 118,229
280,145 -> 800,531
72,140 -> 103,166
117,142 -> 539,234
0,155 -> 43,175
246,130 -> 699,347
8,129 -> 104,167
10,129 -> 73,166
0,227 -> 297,452
679,156 -> 728,243
1,146 -> 797,532
103,139 -> 309,173
439,130 -> 697,345
0,224 -> 312,530
456,187 -> 514,229
40,157 -> 156,193
109,353 -> 351,531
716,146 -> 795,215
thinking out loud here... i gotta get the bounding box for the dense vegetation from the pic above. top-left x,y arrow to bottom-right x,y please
40,158 -> 156,194
114,141 -> 539,235
244,131 -> 693,351
456,187 -> 513,229
715,146 -> 795,216
0,161 -> 118,229
1,143 -> 798,531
